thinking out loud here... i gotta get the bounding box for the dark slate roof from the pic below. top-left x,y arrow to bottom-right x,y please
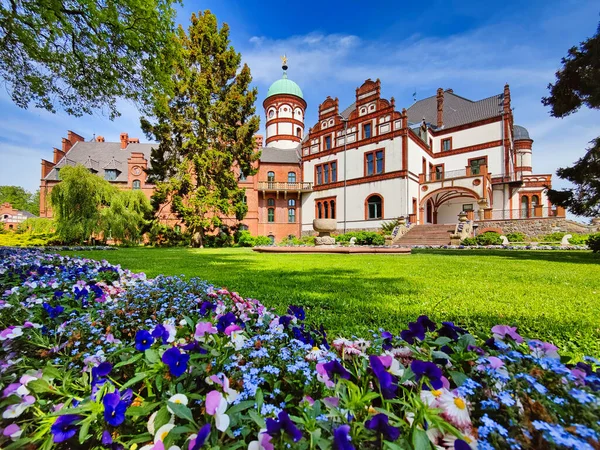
406,90 -> 504,129
513,124 -> 530,140
259,146 -> 300,164
45,141 -> 155,182
16,210 -> 36,219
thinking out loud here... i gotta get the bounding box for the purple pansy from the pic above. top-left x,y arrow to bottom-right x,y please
103,391 -> 128,426
51,414 -> 81,443
411,360 -> 443,390
322,360 -> 352,382
134,330 -> 154,351
369,355 -> 397,399
216,312 -> 238,333
152,324 -> 170,344
333,424 -> 355,450
400,321 -> 425,344
438,321 -> 467,341
491,325 -> 524,343
365,413 -> 401,441
417,315 -> 437,332
162,347 -> 190,377
266,410 -> 302,442
189,423 -> 211,450
42,302 -> 64,319
287,305 -> 306,320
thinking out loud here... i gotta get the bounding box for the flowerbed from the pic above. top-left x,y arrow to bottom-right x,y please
0,249 -> 599,450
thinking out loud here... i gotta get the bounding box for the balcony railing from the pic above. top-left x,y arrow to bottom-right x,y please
257,181 -> 313,192
420,165 -> 488,183
482,207 -> 565,220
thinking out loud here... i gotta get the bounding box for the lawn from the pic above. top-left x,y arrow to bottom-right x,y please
61,247 -> 600,358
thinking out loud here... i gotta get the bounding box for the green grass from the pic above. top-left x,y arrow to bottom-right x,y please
60,247 -> 600,358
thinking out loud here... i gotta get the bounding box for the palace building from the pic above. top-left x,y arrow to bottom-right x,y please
40,60 -> 563,243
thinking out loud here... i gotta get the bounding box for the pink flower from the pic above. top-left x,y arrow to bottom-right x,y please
205,391 -> 223,416
528,340 -> 559,359
224,324 -> 241,336
195,322 -> 218,340
491,325 -> 523,343
2,423 -> 22,440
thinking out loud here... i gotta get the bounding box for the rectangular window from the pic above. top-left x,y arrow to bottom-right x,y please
268,208 -> 275,223
105,169 -> 117,181
434,165 -> 444,180
462,204 -> 474,211
469,157 -> 487,175
288,208 -> 296,223
365,149 -> 384,176
315,161 -> 338,185
442,138 -> 452,152
364,123 -> 372,139
325,136 -> 332,150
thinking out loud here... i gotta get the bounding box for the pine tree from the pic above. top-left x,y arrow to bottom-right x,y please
543,22 -> 600,217
141,10 -> 260,247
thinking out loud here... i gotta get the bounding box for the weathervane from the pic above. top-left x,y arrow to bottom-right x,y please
281,54 -> 288,71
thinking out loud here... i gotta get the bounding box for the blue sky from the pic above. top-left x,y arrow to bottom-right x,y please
1,0 -> 599,212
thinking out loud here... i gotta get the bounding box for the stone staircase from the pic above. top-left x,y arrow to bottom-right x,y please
394,224 -> 454,246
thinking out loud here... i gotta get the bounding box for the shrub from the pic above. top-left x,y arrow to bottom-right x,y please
505,232 -> 526,242
588,233 -> 600,252
147,223 -> 191,247
335,231 -> 385,245
381,218 -> 402,234
16,217 -> 55,235
254,235 -> 273,246
567,233 -> 589,245
235,230 -> 256,247
539,232 -> 566,242
475,231 -> 503,245
0,232 -> 54,247
461,237 -> 477,246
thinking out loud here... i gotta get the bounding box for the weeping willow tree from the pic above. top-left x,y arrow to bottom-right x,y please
50,165 -> 151,244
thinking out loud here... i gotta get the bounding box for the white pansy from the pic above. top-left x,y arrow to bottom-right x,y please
155,423 -> 175,443
167,394 -> 189,414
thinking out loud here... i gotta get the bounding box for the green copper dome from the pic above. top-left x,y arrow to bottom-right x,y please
266,73 -> 303,100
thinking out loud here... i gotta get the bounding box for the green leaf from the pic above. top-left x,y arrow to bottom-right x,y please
412,428 -> 432,450
183,315 -> 195,329
114,353 -> 143,369
145,348 -> 159,364
227,400 -> 255,415
167,401 -> 196,424
248,409 -> 266,428
431,350 -> 450,361
126,401 -> 160,417
127,433 -> 153,444
433,337 -> 452,346
256,388 -> 264,412
27,378 -> 52,394
449,371 -> 468,387
121,372 -> 148,390
43,365 -> 62,380
154,406 -> 171,431
78,418 -> 91,444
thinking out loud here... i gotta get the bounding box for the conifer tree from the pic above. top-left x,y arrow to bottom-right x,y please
141,10 -> 260,247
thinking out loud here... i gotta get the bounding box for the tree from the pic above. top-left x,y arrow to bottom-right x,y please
141,10 -> 260,247
542,22 -> 600,217
49,165 -> 151,244
50,165 -> 115,243
0,0 -> 177,119
0,185 -> 39,215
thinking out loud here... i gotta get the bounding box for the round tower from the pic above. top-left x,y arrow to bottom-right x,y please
263,57 -> 306,149
514,125 -> 533,176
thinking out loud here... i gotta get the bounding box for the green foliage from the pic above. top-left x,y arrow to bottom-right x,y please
141,10 -> 260,247
16,217 -> 54,235
505,232 -> 526,242
460,237 -> 477,246
254,236 -> 273,246
100,190 -> 152,245
50,165 -> 151,244
587,233 -> 600,252
543,22 -> 600,216
204,227 -> 234,248
146,223 -> 191,247
235,230 -> 256,247
0,0 -> 178,119
335,231 -> 385,246
0,233 -> 53,246
276,235 -> 315,246
475,231 -> 503,245
380,218 -> 402,234
61,247 -> 600,358
0,185 -> 39,215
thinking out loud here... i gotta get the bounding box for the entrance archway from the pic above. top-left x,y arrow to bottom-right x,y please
420,187 -> 481,224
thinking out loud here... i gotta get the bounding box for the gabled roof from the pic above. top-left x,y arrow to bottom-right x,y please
339,102 -> 355,120
44,141 -> 155,182
407,91 -> 504,129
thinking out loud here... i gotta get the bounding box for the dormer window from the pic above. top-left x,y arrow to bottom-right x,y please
105,169 -> 117,181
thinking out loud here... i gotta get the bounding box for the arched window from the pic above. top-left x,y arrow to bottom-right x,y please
288,208 -> 296,223
132,179 -> 141,190
268,208 -> 275,222
268,235 -> 275,244
324,201 -> 329,219
288,199 -> 296,207
317,202 -> 322,219
296,127 -> 302,138
288,172 -> 296,183
367,195 -> 383,219
521,196 -> 529,218
330,200 -> 336,219
267,171 -> 275,182
267,198 -> 275,206
531,195 -> 540,217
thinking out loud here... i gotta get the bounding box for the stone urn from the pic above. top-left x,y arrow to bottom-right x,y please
313,219 -> 337,246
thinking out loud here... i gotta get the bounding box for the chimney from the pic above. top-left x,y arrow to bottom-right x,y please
96,136 -> 105,143
401,108 -> 408,129
53,148 -> 65,164
120,133 -> 128,149
62,137 -> 72,153
436,88 -> 444,128
503,83 -> 511,113
67,130 -> 85,144
446,88 -> 454,94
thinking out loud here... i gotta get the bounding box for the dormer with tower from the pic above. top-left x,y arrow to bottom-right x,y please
263,56 -> 307,149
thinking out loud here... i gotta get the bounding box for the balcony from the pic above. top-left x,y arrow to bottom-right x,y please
257,181 -> 313,194
419,165 -> 491,200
